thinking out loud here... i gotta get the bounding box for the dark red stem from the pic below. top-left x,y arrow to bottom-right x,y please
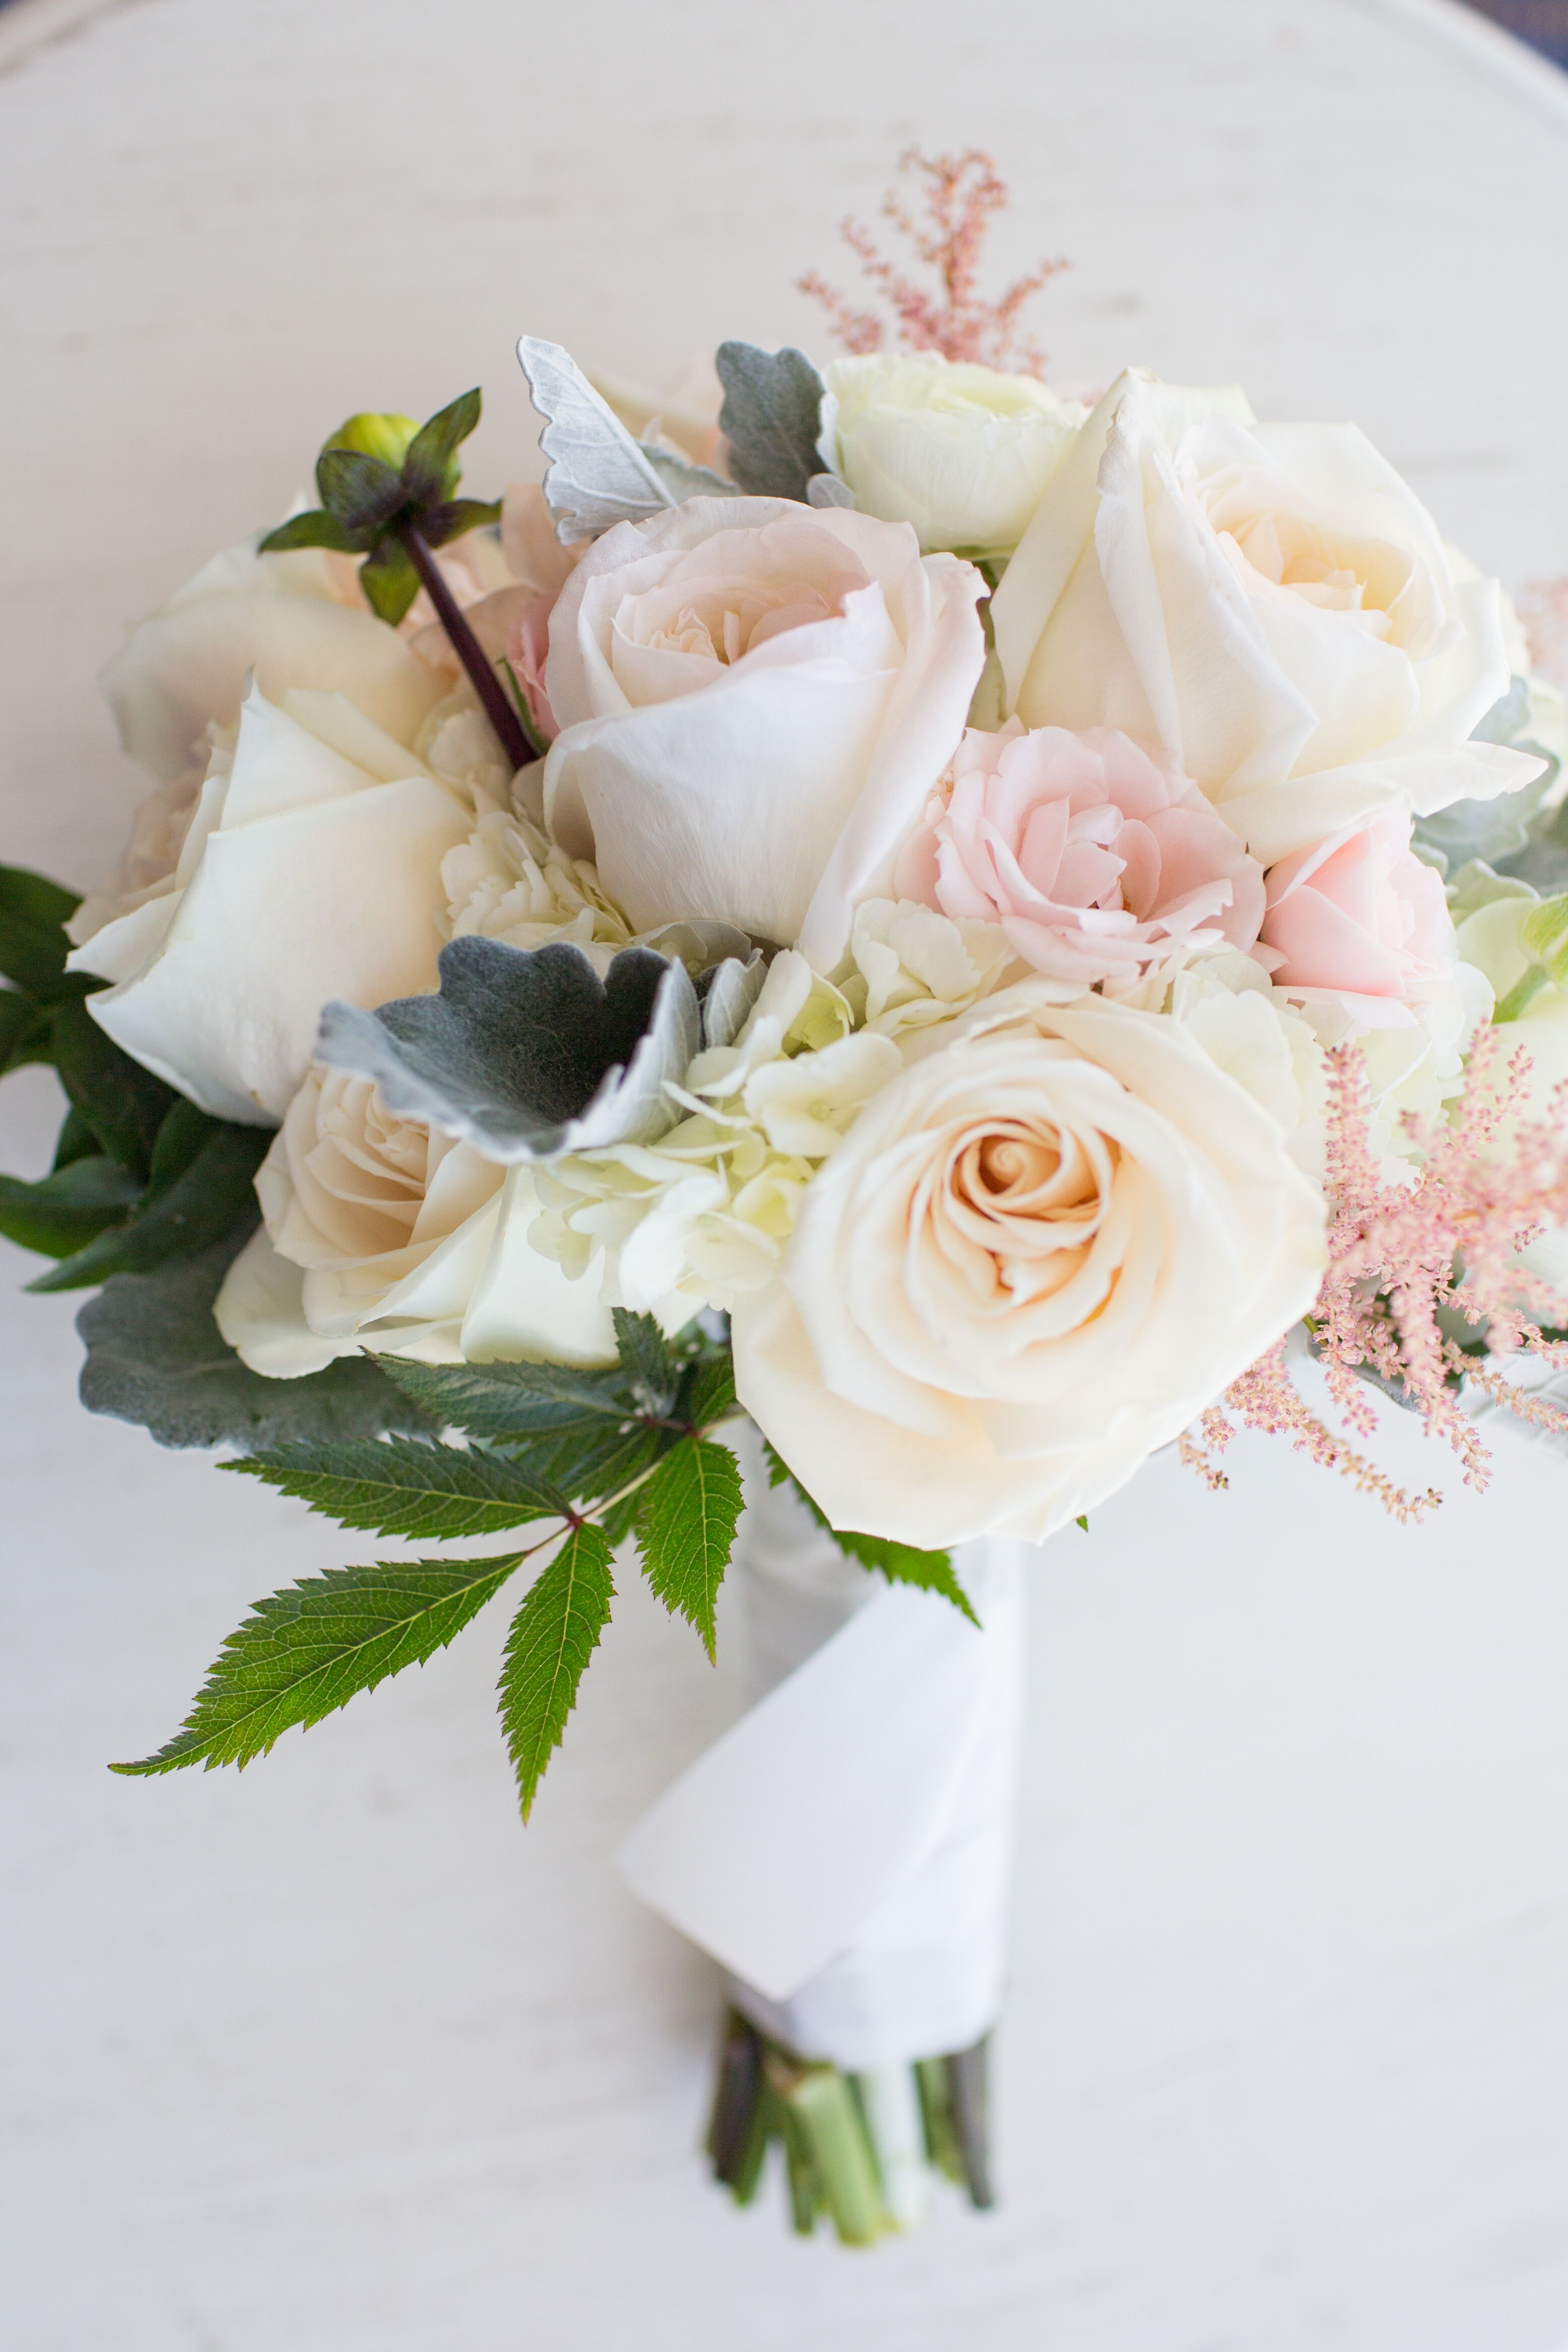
398,523 -> 532,774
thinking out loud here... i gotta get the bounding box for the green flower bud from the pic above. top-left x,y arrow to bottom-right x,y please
326,411 -> 421,472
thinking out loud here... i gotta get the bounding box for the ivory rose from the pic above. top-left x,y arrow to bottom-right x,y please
541,498 -> 986,967
823,352 -> 1086,557
99,526 -> 455,786
989,372 -> 1543,868
891,720 -> 1265,984
733,989 -> 1326,1546
68,682 -> 472,1124
1258,811 -> 1454,1010
215,1065 -> 625,1375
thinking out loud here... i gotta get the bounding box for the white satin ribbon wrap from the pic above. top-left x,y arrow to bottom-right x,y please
617,1452 -> 1030,2069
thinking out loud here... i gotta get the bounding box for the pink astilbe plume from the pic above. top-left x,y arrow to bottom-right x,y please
1185,1027 -> 1568,1516
799,148 -> 1067,377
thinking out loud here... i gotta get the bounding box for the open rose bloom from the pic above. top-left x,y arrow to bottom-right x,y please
893,719 -> 1265,983
14,251 -> 1568,2245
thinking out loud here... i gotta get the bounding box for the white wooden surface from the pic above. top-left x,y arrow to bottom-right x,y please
5,1 -> 1568,2344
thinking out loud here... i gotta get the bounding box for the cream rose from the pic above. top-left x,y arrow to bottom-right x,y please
989,372 -> 1542,869
98,529 -> 453,786
541,498 -> 985,968
733,988 -> 1326,1546
215,1065 -> 625,1375
68,682 -> 472,1124
823,353 -> 1086,557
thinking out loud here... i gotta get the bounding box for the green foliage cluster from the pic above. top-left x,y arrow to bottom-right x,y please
113,1314 -> 969,1819
259,389 -> 500,625
2,866 -> 971,1822
0,865 -> 270,1290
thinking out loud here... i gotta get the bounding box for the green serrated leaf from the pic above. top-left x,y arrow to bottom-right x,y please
498,1522 -> 614,1819
370,1353 -> 634,1440
225,1435 -> 571,1541
401,388 -> 482,509
612,1307 -> 678,1414
49,996 -> 176,1178
358,538 -> 421,626
27,1114 -> 268,1290
257,508 -> 361,555
0,1155 -> 142,1258
111,1553 -> 524,1776
635,1437 -> 742,1659
420,497 -> 502,548
315,445 -> 408,534
77,1235 -> 436,1450
760,1437 -> 975,1624
683,1351 -> 738,1432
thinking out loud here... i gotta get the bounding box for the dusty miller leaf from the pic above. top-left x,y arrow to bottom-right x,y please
715,344 -> 830,502
77,1235 -> 433,1450
317,938 -> 699,1161
517,337 -> 676,543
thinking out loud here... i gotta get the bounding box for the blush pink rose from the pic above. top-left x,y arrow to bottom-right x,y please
890,720 -> 1266,983
1258,813 -> 1452,1004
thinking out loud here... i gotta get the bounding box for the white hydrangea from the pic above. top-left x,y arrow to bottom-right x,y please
442,805 -> 635,967
529,952 -> 899,1314
838,898 -> 1026,1043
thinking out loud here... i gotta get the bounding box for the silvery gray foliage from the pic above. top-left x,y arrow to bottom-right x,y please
316,938 -> 702,1162
715,343 -> 832,502
518,337 -> 678,543
806,472 -> 856,510
1416,676 -> 1564,883
517,338 -> 743,541
639,444 -> 740,503
699,950 -> 768,1051
77,1234 -> 433,1449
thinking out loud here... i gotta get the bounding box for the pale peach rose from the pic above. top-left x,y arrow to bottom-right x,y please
541,499 -> 986,963
1258,812 -> 1453,1008
891,720 -> 1264,984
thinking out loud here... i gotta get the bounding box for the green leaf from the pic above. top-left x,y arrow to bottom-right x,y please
420,496 -> 502,548
257,508 -> 360,555
762,1438 -> 975,1624
27,1113 -> 268,1290
0,985 -> 51,1072
315,445 -> 408,534
111,1553 -> 524,1776
358,538 -> 421,626
49,996 -> 176,1178
77,1234 -> 437,1450
0,1155 -> 142,1258
1075,1514 -> 1088,1532
612,1306 -> 678,1413
224,1435 -> 570,1540
635,1436 -> 741,1658
714,343 -> 830,503
371,1353 -> 634,1441
499,659 -> 552,763
51,1105 -> 100,1170
683,1350 -> 738,1432
400,387 -> 481,509
498,1522 -> 614,1820
823,1526 -> 978,1626
0,864 -> 89,1004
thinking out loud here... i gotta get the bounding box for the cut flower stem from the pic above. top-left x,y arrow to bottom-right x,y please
705,2007 -> 995,2243
397,522 -> 533,774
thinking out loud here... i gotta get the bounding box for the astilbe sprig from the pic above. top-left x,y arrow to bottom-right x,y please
798,147 -> 1067,377
1185,1027 -> 1568,1515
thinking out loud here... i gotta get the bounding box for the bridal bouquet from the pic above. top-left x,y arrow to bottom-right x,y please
7,152 -> 1568,2244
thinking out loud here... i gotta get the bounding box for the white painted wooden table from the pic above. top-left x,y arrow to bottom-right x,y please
5,1 -> 1568,2344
